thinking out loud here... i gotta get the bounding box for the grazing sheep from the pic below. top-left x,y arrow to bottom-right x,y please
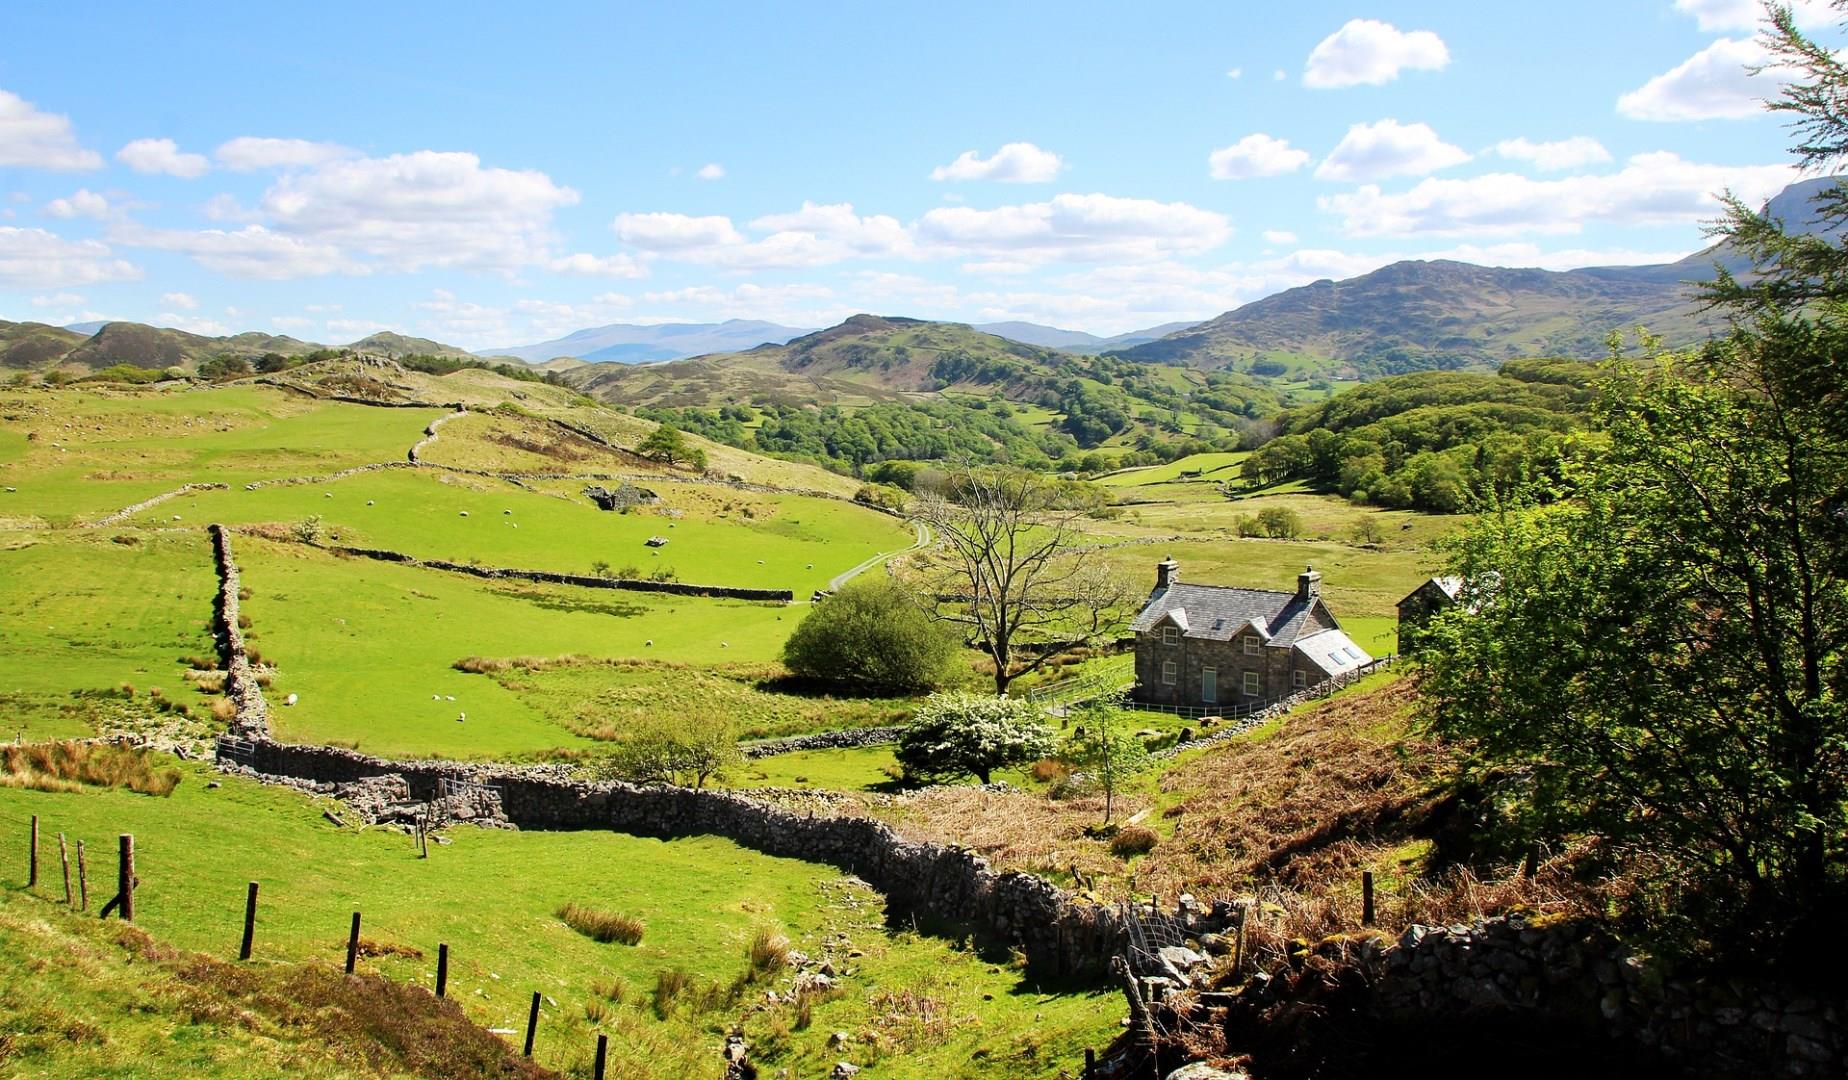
367,500 -> 375,506
284,693 -> 299,706
457,712 -> 466,723
643,640 -> 653,647
460,511 -> 469,517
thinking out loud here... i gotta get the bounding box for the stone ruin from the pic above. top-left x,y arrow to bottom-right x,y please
582,482 -> 659,512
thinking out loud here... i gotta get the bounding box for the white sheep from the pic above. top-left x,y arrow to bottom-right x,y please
285,693 -> 299,706
457,712 -> 466,723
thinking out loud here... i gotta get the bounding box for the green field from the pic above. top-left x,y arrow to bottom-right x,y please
130,466 -> 912,595
0,766 -> 1120,1079
1095,451 -> 1249,488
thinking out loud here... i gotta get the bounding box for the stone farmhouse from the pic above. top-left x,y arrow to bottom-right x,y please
1130,557 -> 1373,711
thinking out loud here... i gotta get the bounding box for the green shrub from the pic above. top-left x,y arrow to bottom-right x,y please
783,577 -> 955,693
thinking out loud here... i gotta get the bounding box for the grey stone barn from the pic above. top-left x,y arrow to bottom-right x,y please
1130,558 -> 1373,711
1395,575 -> 1464,652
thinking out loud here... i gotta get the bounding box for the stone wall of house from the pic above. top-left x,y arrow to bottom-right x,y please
1133,630 -> 1315,709
321,543 -> 794,602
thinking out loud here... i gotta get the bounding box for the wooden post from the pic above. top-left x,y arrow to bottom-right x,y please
593,1033 -> 608,1080
1523,842 -> 1539,880
239,882 -> 259,961
345,912 -> 361,974
436,943 -> 449,998
118,834 -> 133,921
28,815 -> 37,887
75,840 -> 87,910
1233,904 -> 1246,974
522,990 -> 541,1057
59,833 -> 71,904
1084,1047 -> 1096,1079
1362,871 -> 1375,927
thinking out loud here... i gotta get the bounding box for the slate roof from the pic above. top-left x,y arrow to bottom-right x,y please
1404,576 -> 1464,604
1130,583 -> 1329,648
1294,628 -> 1374,677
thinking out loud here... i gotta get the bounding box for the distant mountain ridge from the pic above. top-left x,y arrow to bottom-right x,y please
973,320 -> 1201,354
1116,177 -> 1841,375
0,321 -> 489,375
481,319 -> 814,364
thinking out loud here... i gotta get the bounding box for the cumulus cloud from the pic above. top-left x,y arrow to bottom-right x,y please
1618,37 -> 1788,121
914,193 -> 1231,263
930,142 -> 1064,183
215,136 -> 356,171
637,281 -> 843,324
1315,120 -> 1470,182
112,223 -> 353,278
1319,151 -> 1797,237
160,291 -> 198,310
695,162 -> 725,180
155,312 -> 231,336
0,226 -> 140,287
44,188 -> 110,219
1262,229 -> 1299,245
1208,134 -> 1311,180
0,90 -> 101,170
116,138 -> 210,178
548,251 -> 650,277
1672,0 -> 1834,31
614,202 -> 911,269
1494,136 -> 1613,171
1304,19 -> 1450,89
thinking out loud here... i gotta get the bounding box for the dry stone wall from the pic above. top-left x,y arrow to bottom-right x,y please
407,407 -> 468,462
208,524 -> 271,738
740,726 -> 904,759
320,543 -> 794,602
89,482 -> 229,527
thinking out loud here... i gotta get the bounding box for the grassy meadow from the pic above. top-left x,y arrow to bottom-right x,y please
0,765 -> 1121,1079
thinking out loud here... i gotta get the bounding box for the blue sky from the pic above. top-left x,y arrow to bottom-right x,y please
0,0 -> 1830,347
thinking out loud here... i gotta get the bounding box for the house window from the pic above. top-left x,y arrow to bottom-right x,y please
1161,626 -> 1180,646
1243,671 -> 1261,696
1161,661 -> 1177,685
1201,667 -> 1217,704
1292,670 -> 1307,689
1242,636 -> 1260,656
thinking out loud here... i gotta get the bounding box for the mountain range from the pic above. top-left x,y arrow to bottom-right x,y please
480,320 -> 814,364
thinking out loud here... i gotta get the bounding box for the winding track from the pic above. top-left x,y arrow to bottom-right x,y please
826,521 -> 932,593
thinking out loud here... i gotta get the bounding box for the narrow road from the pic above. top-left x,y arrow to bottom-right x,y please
825,521 -> 932,593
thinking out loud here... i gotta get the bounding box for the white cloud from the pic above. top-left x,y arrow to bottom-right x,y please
414,289 -> 513,344
1617,37 -> 1788,121
1494,136 -> 1613,171
929,142 -> 1064,183
1315,119 -> 1470,182
1262,229 -> 1299,245
116,138 -> 210,178
1319,151 -> 1797,237
156,312 -> 231,336
915,193 -> 1231,264
614,202 -> 912,269
1273,69 -> 1287,81
636,282 -> 843,325
548,251 -> 651,277
1208,134 -> 1311,180
1672,0 -> 1834,31
1225,67 -> 1243,79
44,188 -> 110,219
695,162 -> 725,181
0,226 -> 140,287
215,136 -> 356,171
160,291 -> 198,310
112,223 -> 353,278
0,90 -> 101,170
1304,19 -> 1450,89
29,292 -> 83,308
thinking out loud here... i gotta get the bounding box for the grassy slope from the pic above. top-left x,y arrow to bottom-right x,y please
0,766 -> 1120,1079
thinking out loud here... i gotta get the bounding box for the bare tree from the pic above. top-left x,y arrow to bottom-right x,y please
909,466 -> 1137,695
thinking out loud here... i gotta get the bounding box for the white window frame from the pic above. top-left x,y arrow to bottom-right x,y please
1161,661 -> 1178,685
1243,671 -> 1262,697
1161,626 -> 1180,646
1292,669 -> 1308,689
1242,636 -> 1261,656
1201,667 -> 1217,704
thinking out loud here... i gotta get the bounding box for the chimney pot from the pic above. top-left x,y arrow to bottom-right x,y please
1156,557 -> 1179,590
1297,564 -> 1322,603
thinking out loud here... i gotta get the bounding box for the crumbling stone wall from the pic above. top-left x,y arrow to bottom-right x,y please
740,726 -> 904,758
208,524 -> 271,738
322,543 -> 795,602
89,482 -> 229,527
407,407 -> 467,462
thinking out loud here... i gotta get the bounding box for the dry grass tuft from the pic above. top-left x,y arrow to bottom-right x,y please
1110,825 -> 1160,857
2,741 -> 181,797
748,928 -> 791,975
556,902 -> 644,945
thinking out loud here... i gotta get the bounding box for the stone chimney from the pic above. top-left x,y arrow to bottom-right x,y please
1297,564 -> 1321,603
1156,556 -> 1180,590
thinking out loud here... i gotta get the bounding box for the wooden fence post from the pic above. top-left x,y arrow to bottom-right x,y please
28,815 -> 37,887
1233,904 -> 1246,974
75,840 -> 87,910
1523,842 -> 1539,879
593,1033 -> 608,1080
345,912 -> 361,974
118,834 -> 133,921
523,990 -> 541,1057
239,882 -> 259,961
436,943 -> 448,998
59,833 -> 71,904
1362,871 -> 1375,927
1084,1047 -> 1096,1079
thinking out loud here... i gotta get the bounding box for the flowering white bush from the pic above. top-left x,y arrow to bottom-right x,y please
895,691 -> 1056,784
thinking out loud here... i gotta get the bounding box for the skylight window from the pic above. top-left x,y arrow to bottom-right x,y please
1343,647 -> 1361,659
